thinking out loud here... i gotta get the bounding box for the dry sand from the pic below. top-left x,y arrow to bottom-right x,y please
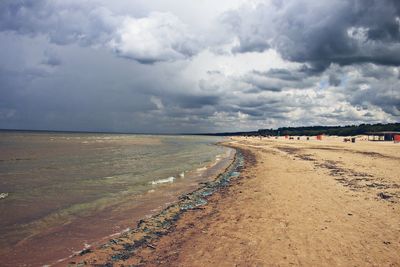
70,136 -> 400,266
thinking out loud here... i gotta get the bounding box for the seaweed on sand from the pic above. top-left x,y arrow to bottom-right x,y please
70,149 -> 244,266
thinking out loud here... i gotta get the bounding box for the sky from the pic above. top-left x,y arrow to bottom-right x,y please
0,0 -> 399,133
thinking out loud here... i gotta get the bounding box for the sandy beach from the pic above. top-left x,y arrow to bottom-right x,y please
69,136 -> 400,266
2,1 -> 399,266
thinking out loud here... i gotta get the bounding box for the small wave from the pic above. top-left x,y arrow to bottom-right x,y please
70,243 -> 92,258
150,176 -> 175,185
0,193 -> 9,199
109,227 -> 130,238
179,172 -> 185,178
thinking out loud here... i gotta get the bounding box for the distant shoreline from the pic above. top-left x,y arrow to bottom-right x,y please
1,122 -> 399,136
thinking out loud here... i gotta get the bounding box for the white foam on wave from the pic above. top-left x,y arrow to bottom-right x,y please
150,176 -> 175,185
49,227 -> 132,265
108,227 -> 131,238
196,167 -> 207,172
0,193 -> 8,199
179,172 -> 185,178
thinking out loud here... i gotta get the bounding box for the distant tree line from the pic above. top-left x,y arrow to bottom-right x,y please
205,123 -> 400,136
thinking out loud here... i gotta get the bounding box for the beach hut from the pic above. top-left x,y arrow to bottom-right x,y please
394,134 -> 400,143
316,135 -> 322,140
366,131 -> 400,141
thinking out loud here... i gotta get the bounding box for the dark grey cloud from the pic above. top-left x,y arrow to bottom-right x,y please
359,64 -> 398,80
231,38 -> 270,54
242,68 -> 316,92
257,69 -> 304,81
344,65 -> 400,116
174,95 -> 220,109
223,0 -> 400,70
328,74 -> 341,87
0,0 -> 114,46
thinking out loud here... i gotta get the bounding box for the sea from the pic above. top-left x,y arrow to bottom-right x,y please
0,131 -> 234,266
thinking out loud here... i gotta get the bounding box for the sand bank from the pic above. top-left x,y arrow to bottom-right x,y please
69,136 -> 400,266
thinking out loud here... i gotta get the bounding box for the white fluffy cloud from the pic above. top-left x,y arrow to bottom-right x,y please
109,12 -> 200,63
0,1 -> 201,63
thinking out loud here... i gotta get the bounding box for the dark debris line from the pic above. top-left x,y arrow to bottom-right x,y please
275,146 -> 399,203
71,149 -> 244,266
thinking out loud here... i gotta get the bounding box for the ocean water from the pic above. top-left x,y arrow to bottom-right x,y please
0,131 -> 232,265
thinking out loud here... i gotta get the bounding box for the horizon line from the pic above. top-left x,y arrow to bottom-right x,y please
1,122 -> 399,136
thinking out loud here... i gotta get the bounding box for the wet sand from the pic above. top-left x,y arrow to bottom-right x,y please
68,136 -> 400,266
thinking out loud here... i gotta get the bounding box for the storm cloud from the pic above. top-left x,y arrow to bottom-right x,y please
223,0 -> 400,70
0,0 -> 399,133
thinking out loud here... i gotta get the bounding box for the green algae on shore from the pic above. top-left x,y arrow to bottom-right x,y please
69,148 -> 244,266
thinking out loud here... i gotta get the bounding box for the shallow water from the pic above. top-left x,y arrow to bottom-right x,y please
0,131 -> 230,265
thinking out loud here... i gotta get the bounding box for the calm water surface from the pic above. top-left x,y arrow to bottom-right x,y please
0,131 -> 230,265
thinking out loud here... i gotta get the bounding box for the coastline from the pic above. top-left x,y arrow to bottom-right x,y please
0,136 -> 235,267
64,143 -> 245,266
70,136 -> 400,266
